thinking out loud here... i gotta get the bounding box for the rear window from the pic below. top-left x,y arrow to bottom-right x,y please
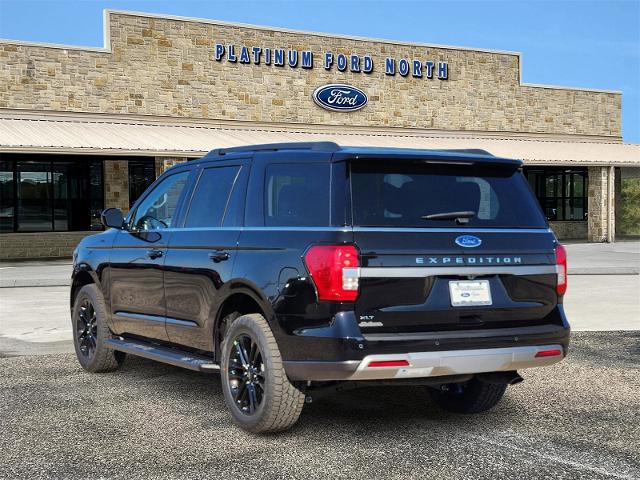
265,163 -> 330,226
350,162 -> 547,228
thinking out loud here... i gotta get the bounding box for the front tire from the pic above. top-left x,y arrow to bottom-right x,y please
220,313 -> 305,433
429,377 -> 507,414
72,284 -> 124,373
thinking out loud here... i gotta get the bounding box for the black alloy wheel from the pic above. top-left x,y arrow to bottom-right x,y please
71,284 -> 124,373
227,333 -> 265,415
76,298 -> 98,359
220,313 -> 305,433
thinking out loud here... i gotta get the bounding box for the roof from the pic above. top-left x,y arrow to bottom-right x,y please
1,111 -> 638,167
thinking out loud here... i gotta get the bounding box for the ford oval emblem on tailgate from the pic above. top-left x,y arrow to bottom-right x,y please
313,84 -> 368,112
455,235 -> 482,248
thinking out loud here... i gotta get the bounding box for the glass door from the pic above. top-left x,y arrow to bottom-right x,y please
17,162 -> 52,232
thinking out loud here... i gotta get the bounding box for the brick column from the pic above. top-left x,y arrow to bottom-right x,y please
104,160 -> 130,214
155,156 -> 189,176
587,166 -> 615,243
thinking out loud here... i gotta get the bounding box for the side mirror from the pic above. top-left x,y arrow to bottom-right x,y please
101,208 -> 124,229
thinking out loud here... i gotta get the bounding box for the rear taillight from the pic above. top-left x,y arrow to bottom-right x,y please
303,245 -> 360,301
555,243 -> 568,295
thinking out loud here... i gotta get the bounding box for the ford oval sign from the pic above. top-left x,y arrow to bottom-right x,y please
313,84 -> 368,112
455,235 -> 482,248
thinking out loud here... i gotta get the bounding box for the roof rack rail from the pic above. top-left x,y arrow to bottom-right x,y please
441,148 -> 494,156
210,142 -> 341,156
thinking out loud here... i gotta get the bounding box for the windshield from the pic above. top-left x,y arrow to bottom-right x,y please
350,162 -> 547,228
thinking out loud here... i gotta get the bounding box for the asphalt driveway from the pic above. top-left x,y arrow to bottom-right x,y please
1,332 -> 638,480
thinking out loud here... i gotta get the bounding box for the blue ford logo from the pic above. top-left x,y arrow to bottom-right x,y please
455,235 -> 482,248
313,84 -> 368,112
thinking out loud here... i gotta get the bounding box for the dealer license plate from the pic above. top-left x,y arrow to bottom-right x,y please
449,280 -> 492,307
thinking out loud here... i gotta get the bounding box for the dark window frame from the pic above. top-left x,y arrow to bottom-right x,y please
128,159 -> 156,208
523,167 -> 588,222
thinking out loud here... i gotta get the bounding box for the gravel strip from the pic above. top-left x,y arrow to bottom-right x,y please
1,332 -> 638,479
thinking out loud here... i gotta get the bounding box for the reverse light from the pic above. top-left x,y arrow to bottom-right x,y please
367,360 -> 410,368
304,245 -> 360,301
535,348 -> 562,358
555,243 -> 568,296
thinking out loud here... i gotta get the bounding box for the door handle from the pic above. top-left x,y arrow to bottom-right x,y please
146,249 -> 164,259
208,251 -> 230,263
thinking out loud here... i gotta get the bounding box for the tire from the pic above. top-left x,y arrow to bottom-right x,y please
220,313 -> 305,433
429,377 -> 507,414
72,284 -> 125,373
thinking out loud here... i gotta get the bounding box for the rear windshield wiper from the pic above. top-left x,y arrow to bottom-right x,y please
421,211 -> 476,225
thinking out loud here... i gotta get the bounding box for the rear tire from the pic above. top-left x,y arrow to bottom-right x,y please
72,284 -> 125,373
220,313 -> 305,433
429,377 -> 507,413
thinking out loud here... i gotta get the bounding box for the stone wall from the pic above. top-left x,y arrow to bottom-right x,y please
155,156 -> 189,177
0,231 -> 93,260
587,166 -> 614,242
549,221 -> 588,240
104,160 -> 130,214
0,11 -> 621,138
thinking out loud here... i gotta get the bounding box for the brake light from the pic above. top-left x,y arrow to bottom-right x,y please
535,348 -> 562,358
555,244 -> 568,295
304,245 -> 360,301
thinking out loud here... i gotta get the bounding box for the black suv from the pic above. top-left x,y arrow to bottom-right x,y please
71,142 -> 570,433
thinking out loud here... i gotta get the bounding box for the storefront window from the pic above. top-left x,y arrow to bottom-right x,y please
523,167 -> 588,221
0,155 -> 105,232
17,162 -> 52,232
129,160 -> 156,208
0,161 -> 15,232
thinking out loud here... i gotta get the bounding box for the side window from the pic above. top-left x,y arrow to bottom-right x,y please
132,171 -> 189,231
184,166 -> 241,228
265,163 -> 330,226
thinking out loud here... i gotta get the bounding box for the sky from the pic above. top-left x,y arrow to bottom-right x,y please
0,0 -> 638,142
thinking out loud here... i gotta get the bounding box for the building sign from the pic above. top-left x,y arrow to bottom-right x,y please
313,84 -> 368,112
214,44 -> 448,80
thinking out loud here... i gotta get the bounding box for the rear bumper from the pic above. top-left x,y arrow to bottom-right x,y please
279,307 -> 570,381
284,344 -> 565,381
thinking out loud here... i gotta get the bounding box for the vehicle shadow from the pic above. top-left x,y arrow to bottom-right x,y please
113,355 -> 525,434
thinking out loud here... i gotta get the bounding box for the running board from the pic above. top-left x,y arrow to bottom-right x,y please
105,337 -> 220,373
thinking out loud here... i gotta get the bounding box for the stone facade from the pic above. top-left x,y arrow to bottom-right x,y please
0,11 -> 626,258
0,11 -> 621,138
588,166 -> 615,242
104,159 -> 130,214
0,231 -> 92,260
549,221 -> 588,241
155,156 -> 189,177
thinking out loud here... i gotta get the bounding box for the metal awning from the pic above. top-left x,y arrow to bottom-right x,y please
1,111 -> 638,166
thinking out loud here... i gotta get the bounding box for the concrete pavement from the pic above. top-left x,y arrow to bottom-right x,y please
0,259 -> 71,287
566,241 -> 640,275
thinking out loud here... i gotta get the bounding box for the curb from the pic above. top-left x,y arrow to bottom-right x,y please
0,279 -> 71,288
568,268 -> 639,275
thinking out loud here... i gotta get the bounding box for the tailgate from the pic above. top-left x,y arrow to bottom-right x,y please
348,158 -> 559,334
354,229 -> 559,333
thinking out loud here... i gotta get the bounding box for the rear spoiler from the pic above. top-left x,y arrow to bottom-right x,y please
333,152 -> 523,170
